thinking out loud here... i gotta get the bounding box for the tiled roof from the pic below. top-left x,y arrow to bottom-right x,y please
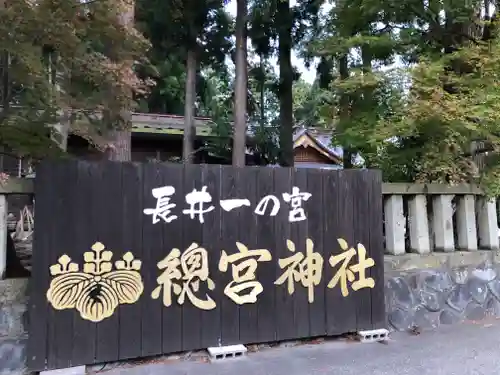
293,128 -> 365,165
293,128 -> 342,159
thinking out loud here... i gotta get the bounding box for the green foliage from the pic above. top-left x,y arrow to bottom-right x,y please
202,62 -> 280,164
293,79 -> 334,128
136,0 -> 232,116
12,0 -> 495,189
0,0 -> 151,158
321,26 -> 500,191
294,0 -> 500,192
138,56 -> 186,114
385,41 -> 500,185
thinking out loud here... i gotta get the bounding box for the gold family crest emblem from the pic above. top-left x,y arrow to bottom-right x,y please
46,242 -> 144,323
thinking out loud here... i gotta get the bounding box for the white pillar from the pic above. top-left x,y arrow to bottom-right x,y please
477,197 -> 499,249
432,195 -> 455,252
0,195 -> 7,279
456,195 -> 478,251
384,195 -> 406,255
408,195 -> 430,254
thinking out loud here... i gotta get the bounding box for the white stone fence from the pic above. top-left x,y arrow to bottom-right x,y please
0,179 -> 499,277
383,183 -> 499,255
0,178 -> 34,279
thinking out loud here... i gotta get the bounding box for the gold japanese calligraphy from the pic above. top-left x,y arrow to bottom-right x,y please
46,242 -> 144,322
152,242 -> 216,310
327,238 -> 375,297
219,242 -> 272,305
275,238 -> 323,303
46,238 -> 377,316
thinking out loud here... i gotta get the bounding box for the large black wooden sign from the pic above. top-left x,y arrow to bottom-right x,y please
27,160 -> 385,371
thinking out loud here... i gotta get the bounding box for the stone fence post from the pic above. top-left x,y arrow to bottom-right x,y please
382,183 -> 499,255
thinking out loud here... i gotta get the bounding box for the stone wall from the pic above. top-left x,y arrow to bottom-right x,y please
385,251 -> 500,331
0,279 -> 28,375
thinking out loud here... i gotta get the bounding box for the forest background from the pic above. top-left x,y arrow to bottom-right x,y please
1,0 -> 500,193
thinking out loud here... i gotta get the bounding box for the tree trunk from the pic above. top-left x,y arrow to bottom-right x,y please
107,0 -> 135,162
442,6 -> 481,94
277,0 -> 294,167
361,45 -> 373,106
338,54 -> 353,169
56,109 -> 70,152
183,48 -> 197,164
232,0 -> 248,167
317,57 -> 334,90
0,50 -> 10,124
107,131 -> 131,160
482,0 -> 495,42
0,0 -> 10,124
259,54 -> 265,128
106,110 -> 132,161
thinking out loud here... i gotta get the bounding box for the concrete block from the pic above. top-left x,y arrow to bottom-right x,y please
207,344 -> 247,361
357,328 -> 389,343
40,365 -> 85,375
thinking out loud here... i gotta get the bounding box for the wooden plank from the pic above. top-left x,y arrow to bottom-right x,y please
70,161 -> 97,366
323,171 -> 356,335
237,167 -> 259,344
335,171 -> 358,333
45,162 -> 59,370
219,166 -> 240,345
180,164 -> 204,351
351,171 -> 372,331
160,163 -> 183,353
306,169 -> 326,337
141,163 -> 163,357
255,167 -> 277,343
118,162 -> 144,359
368,170 -> 386,329
94,161 -> 121,364
273,167 -> 294,342
27,161 -> 54,371
47,161 -> 76,369
0,194 -> 7,278
290,168 -> 310,339
200,164 -> 222,348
